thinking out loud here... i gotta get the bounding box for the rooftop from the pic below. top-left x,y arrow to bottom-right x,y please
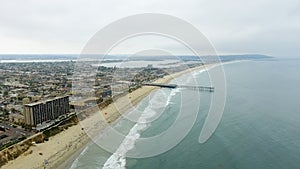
25,95 -> 69,107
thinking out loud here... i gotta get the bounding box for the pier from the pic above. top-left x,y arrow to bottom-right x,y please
142,83 -> 214,92
143,83 -> 177,88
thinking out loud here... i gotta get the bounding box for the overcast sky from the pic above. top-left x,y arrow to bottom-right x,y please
0,0 -> 299,57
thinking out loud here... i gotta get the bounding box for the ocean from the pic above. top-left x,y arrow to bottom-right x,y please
70,58 -> 300,169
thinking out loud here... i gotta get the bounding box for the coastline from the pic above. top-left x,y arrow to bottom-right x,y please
1,63 -> 218,169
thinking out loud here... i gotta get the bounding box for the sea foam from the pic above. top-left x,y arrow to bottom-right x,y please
102,87 -> 180,169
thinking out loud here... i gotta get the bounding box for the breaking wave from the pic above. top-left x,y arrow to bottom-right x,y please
102,87 -> 181,169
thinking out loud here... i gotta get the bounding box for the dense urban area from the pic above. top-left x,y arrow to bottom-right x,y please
0,60 -> 205,150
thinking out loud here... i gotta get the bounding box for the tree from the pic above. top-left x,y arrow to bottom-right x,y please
3,90 -> 8,96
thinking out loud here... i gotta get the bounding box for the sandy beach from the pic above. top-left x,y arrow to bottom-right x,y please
1,63 -> 217,169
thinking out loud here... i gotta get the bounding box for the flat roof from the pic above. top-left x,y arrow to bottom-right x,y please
25,95 -> 69,107
69,97 -> 98,106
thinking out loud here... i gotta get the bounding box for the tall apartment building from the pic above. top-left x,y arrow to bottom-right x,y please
23,96 -> 69,126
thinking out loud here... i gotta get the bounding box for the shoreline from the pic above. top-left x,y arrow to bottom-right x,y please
1,63 -> 218,169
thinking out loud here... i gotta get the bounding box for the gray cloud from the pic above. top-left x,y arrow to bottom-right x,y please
0,0 -> 299,57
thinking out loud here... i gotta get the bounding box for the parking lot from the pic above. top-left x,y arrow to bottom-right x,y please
0,122 -> 33,147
